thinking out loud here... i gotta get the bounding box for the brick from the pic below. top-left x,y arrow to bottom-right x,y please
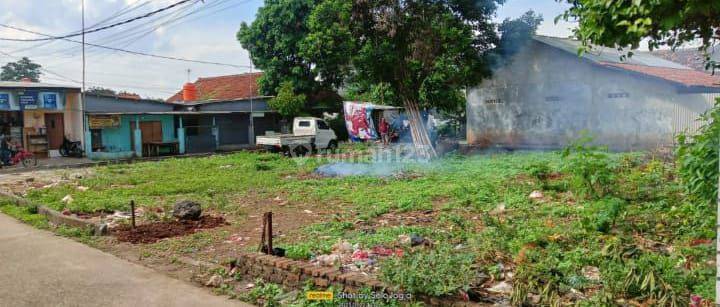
314,278 -> 329,288
285,272 -> 300,282
337,273 -> 355,283
325,270 -> 341,282
298,264 -> 316,275
317,267 -> 336,278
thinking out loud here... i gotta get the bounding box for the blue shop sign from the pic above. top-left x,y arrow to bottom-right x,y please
0,93 -> 9,110
42,93 -> 58,109
18,91 -> 38,110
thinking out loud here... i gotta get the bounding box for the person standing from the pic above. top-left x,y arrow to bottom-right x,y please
379,117 -> 389,146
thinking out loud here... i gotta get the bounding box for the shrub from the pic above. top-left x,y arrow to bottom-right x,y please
561,133 -> 616,199
243,279 -> 284,307
525,162 -> 552,189
676,98 -> 720,204
381,245 -> 475,296
580,198 -> 626,233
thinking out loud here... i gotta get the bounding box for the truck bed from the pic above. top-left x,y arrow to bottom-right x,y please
256,134 -> 314,147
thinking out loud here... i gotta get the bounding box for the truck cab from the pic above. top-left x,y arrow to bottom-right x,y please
292,117 -> 337,150
255,117 -> 338,156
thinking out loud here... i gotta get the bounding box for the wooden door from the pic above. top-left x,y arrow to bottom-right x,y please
44,113 -> 64,149
130,121 -> 163,143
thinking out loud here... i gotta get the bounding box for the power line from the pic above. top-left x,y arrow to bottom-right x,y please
0,24 -> 252,68
0,0 -> 197,42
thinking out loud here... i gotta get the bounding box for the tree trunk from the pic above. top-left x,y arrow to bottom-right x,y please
403,99 -> 437,159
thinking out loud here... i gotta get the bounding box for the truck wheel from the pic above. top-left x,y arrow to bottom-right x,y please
291,145 -> 310,157
327,141 -> 338,154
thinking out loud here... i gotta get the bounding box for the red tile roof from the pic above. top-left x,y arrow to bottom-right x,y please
167,72 -> 263,103
602,62 -> 720,88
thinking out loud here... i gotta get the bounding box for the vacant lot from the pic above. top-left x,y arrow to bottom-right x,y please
4,145 -> 715,305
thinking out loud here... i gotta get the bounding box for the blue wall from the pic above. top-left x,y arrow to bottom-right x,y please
96,114 -> 176,152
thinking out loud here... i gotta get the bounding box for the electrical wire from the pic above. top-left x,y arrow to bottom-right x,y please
0,0 -> 197,42
0,24 -> 251,68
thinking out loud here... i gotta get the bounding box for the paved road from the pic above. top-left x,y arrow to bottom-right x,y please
0,213 -> 251,307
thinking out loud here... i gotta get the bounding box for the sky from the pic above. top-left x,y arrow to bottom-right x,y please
0,0 -> 574,99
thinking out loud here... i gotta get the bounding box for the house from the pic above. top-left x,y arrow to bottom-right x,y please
0,80 -> 83,157
466,35 -> 720,151
83,73 -> 280,159
167,73 -> 280,153
83,93 -> 178,160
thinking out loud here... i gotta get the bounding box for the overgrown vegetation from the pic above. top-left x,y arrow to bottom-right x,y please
18,144 -> 715,304
676,99 -> 720,205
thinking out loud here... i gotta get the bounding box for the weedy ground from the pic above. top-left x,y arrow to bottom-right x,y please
6,143 -> 715,305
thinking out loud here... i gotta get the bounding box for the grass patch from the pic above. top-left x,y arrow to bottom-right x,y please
21,147 -> 715,303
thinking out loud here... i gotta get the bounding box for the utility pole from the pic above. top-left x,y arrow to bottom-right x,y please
81,0 -> 87,147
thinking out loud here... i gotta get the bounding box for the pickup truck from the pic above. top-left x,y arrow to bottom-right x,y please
256,117 -> 338,156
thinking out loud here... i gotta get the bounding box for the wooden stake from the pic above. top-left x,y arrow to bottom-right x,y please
266,212 -> 273,255
130,200 -> 136,228
257,212 -> 274,255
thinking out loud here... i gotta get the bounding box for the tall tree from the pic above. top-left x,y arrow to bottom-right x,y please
496,10 -> 543,59
237,0 -> 342,108
307,0 -> 503,157
0,57 -> 42,82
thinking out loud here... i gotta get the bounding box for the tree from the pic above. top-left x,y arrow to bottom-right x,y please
0,57 -> 42,82
86,87 -> 117,96
306,0 -> 503,158
496,10 -> 543,59
560,1 -> 720,68
237,0 -> 343,108
268,81 -> 307,118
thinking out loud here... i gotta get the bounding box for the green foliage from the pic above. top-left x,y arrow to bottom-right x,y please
0,201 -> 49,229
381,245 -> 475,296
560,0 -> 720,70
21,149 -> 715,303
495,10 -> 544,59
237,0 -> 343,110
580,198 -> 626,234
268,81 -> 307,118
561,133 -> 616,199
676,99 -> 720,204
243,279 -> 284,307
0,57 -> 42,82
525,162 -> 552,189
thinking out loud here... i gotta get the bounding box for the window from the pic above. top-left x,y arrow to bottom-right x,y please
298,121 -> 311,127
316,120 -> 329,130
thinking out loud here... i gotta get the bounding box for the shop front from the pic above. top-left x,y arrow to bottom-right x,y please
0,82 -> 83,158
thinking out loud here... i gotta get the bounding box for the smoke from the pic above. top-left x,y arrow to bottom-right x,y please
313,144 -> 429,178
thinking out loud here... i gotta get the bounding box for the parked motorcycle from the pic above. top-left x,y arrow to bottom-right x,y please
59,136 -> 84,158
1,147 -> 37,168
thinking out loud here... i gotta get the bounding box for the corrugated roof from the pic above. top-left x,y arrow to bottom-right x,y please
645,46 -> 720,72
602,62 -> 720,88
533,35 -> 690,69
0,81 -> 81,90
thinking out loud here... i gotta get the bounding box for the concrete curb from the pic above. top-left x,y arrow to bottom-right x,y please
0,191 -> 107,235
0,149 -> 262,175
